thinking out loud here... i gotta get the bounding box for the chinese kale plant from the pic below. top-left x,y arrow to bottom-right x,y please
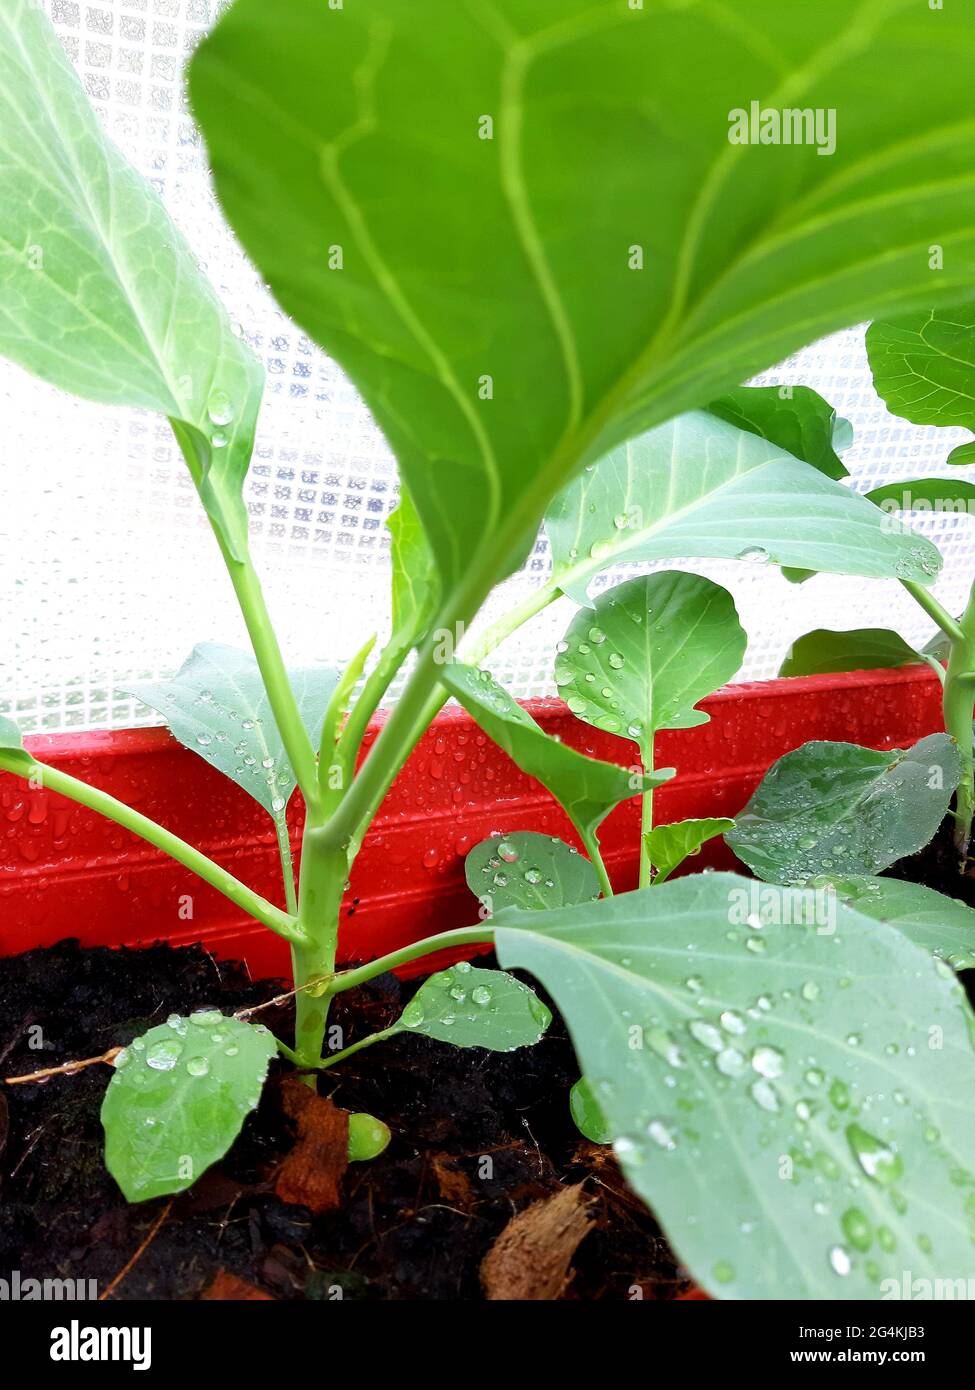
746,304 -> 975,882
3,0 -> 975,1300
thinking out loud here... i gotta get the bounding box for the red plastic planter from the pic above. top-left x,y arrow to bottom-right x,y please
0,667 -> 943,978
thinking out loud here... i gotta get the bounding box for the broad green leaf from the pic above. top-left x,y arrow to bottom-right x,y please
644,817 -> 735,885
865,479 -> 975,513
465,831 -> 600,913
398,963 -> 550,1050
495,872 -> 975,1300
190,0 -> 973,625
867,305 -> 975,435
726,735 -> 960,884
555,572 -> 745,759
707,385 -> 850,481
125,643 -> 339,820
440,661 -> 672,845
545,415 -> 939,605
780,628 -> 925,679
0,1 -> 262,561
817,875 -> 975,973
948,442 -> 975,467
388,487 -> 438,649
569,1077 -> 612,1146
102,1010 -> 276,1203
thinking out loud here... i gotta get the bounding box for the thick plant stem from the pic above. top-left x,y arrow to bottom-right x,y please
290,821 -> 348,1080
0,755 -> 302,942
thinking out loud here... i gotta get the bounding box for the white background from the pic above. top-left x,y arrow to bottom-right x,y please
1,0 -> 972,733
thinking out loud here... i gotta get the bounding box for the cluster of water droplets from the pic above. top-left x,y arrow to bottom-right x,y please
597,945 -> 955,1292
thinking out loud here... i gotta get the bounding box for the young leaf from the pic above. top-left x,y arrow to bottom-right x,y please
398,963 -> 550,1050
780,629 -> 926,679
494,873 -> 975,1300
0,0 -> 263,561
726,735 -> 960,884
190,0 -> 972,623
102,1011 -> 277,1203
465,832 -> 600,914
644,817 -> 735,885
440,662 -> 672,845
706,385 -> 851,481
555,572 -> 745,760
125,643 -> 339,821
544,415 -> 939,605
569,1077 -> 612,1146
388,487 -> 438,650
948,442 -> 975,467
818,875 -> 975,972
865,479 -> 975,512
867,305 -> 975,434
0,716 -> 31,770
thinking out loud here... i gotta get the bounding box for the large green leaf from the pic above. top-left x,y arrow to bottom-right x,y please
544,415 -> 939,605
465,831 -> 600,913
399,962 -> 550,1050
555,572 -> 745,760
190,0 -> 974,622
780,628 -> 927,679
818,875 -> 975,972
866,306 -> 975,446
102,1011 -> 277,1203
707,385 -> 851,480
726,735 -> 960,884
0,0 -> 263,560
125,643 -> 339,820
644,817 -> 735,885
494,872 -> 975,1300
440,661 -> 671,845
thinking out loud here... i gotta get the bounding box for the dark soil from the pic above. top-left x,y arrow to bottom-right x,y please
885,814 -> 975,907
0,939 -> 685,1301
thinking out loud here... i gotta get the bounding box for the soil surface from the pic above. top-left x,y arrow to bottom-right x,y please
0,939 -> 686,1301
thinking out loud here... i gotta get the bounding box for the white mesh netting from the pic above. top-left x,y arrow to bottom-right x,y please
1,0 -> 973,733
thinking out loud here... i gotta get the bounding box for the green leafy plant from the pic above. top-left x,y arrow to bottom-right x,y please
4,0 -> 975,1300
773,303 -> 975,864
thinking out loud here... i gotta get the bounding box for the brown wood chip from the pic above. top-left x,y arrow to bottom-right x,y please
480,1182 -> 593,1300
431,1154 -> 474,1207
202,1270 -> 275,1301
273,1075 -> 349,1214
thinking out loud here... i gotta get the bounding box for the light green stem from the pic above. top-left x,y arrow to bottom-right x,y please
314,1025 -> 399,1071
274,815 -> 298,915
900,580 -> 964,643
337,576 -> 564,860
0,755 -> 302,943
942,582 -> 975,860
902,577 -> 975,862
289,821 -> 349,1081
580,831 -> 614,897
639,765 -> 654,890
171,423 -> 321,819
330,925 -> 495,995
